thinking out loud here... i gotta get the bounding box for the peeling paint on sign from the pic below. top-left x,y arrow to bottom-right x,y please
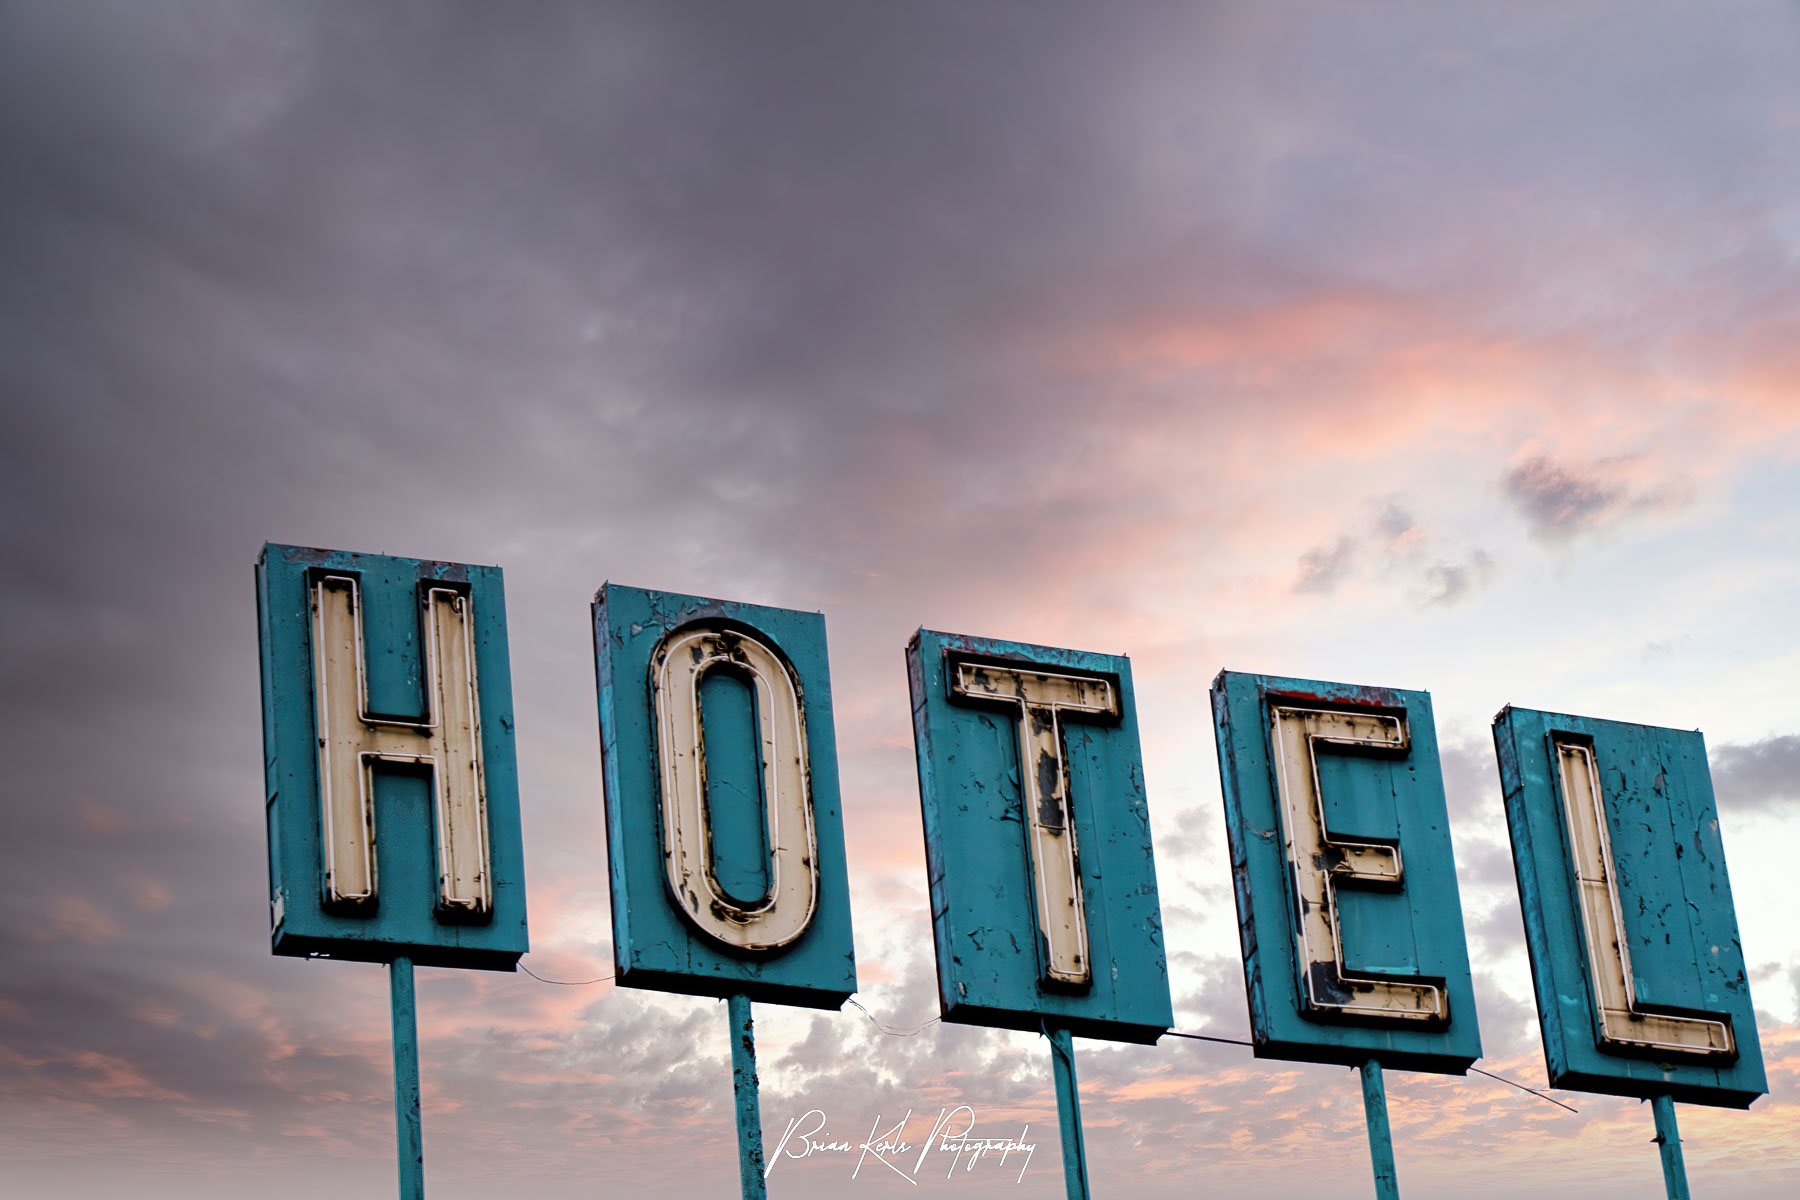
1493,706 -> 1766,1108
908,630 -> 1170,1044
1212,671 -> 1479,1074
595,585 -> 855,1009
256,544 -> 528,971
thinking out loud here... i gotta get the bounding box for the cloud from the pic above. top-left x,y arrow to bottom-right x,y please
1420,548 -> 1495,607
1376,500 -> 1420,546
1711,734 -> 1800,815
1500,457 -> 1625,539
1501,454 -> 1694,542
44,897 -> 120,947
1291,500 -> 1494,606
1293,536 -> 1356,595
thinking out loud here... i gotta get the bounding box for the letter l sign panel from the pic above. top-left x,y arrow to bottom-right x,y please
1492,706 -> 1766,1107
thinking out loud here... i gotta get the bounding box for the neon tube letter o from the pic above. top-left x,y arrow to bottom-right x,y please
650,624 -> 819,953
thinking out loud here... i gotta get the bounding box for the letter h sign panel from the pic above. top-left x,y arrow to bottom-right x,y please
907,630 -> 1172,1043
1211,671 -> 1480,1073
1493,706 -> 1766,1107
255,544 -> 529,969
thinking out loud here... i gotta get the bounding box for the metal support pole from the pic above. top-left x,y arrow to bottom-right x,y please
1046,1025 -> 1091,1200
389,955 -> 424,1200
1358,1059 -> 1399,1200
1651,1094 -> 1691,1200
728,994 -> 768,1200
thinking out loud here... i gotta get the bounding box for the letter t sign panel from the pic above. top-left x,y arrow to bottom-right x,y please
907,630 -> 1172,1043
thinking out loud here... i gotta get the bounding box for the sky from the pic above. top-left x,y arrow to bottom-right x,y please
2,2 -> 1798,1197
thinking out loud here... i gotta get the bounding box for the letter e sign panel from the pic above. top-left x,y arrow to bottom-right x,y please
907,630 -> 1172,1044
255,544 -> 529,970
1492,706 -> 1767,1108
593,585 -> 856,1009
1211,671 -> 1480,1073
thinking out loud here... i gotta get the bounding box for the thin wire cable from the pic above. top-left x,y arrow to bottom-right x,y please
511,969 -> 1578,1115
847,997 -> 940,1037
1163,1030 -> 1577,1115
1469,1065 -> 1580,1113
517,962 -> 614,986
1164,1029 -> 1254,1047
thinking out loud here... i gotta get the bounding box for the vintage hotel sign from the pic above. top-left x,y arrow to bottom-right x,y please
1211,671 -> 1480,1074
592,584 -> 856,1009
255,544 -> 530,1199
593,584 -> 857,1199
257,544 -> 530,968
1493,707 -> 1766,1110
906,630 -> 1172,1043
257,544 -> 1767,1200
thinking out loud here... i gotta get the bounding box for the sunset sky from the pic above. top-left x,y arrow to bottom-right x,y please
3,3 -> 1798,1198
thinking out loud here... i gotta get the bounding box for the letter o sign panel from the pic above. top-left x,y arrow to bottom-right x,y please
594,585 -> 856,1008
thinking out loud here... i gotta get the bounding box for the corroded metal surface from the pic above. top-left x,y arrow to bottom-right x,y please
594,584 -> 855,1009
1269,705 -> 1446,1026
948,657 -> 1120,990
728,995 -> 768,1200
256,543 -> 528,971
1493,705 -> 1766,1108
908,629 -> 1170,1044
1552,739 -> 1732,1058
312,574 -> 492,920
1212,670 -> 1480,1074
651,624 -> 818,953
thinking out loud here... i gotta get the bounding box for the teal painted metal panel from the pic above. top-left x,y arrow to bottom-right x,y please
255,544 -> 529,970
1652,1095 -> 1692,1198
728,995 -> 769,1200
1210,671 -> 1480,1073
389,956 -> 425,1200
1046,1026 -> 1090,1200
907,630 -> 1172,1044
1492,706 -> 1766,1108
1358,1059 -> 1400,1200
593,585 -> 856,1008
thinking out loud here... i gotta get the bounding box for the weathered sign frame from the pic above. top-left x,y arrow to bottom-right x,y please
908,629 -> 1172,1200
1212,670 -> 1481,1073
1493,705 -> 1767,1199
256,543 -> 531,1199
1212,670 -> 1481,1199
594,584 -> 857,1200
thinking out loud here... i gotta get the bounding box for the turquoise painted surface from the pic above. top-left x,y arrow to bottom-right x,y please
1210,670 -> 1480,1073
1493,706 -> 1766,1108
728,994 -> 768,1200
1359,1059 -> 1400,1200
593,585 -> 856,1008
1046,1026 -> 1090,1200
255,544 -> 529,970
389,956 -> 425,1200
701,670 -> 771,907
1652,1095 -> 1692,1199
907,629 -> 1172,1044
